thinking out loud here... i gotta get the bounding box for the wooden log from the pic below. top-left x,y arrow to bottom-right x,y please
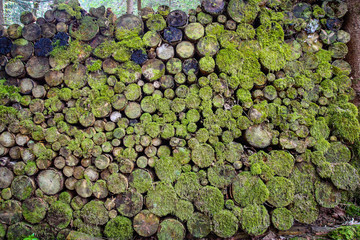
185,23 -> 205,41
0,200 -> 23,224
0,167 -> 14,188
183,58 -> 199,75
75,179 -> 93,198
90,6 -> 106,18
163,27 -> 183,44
133,210 -> 160,237
26,56 -> 50,79
142,59 -> 165,81
227,0 -> 259,23
11,175 -> 35,200
93,179 -> 108,199
143,31 -> 161,48
156,43 -> 174,61
176,41 -> 195,59
64,64 -> 87,89
197,36 -> 220,57
146,14 -> 167,32
11,39 -> 34,61
56,22 -> 68,33
9,146 -> 22,160
20,12 -> 36,25
116,188 -> 143,217
22,197 -> 48,224
47,201 -> 72,229
202,0 -> 225,15
167,10 -> 188,28
5,59 -> 25,77
44,10 -> 55,23
37,169 -> 64,195
41,23 -> 56,38
22,23 -> 41,42
158,5 -> 171,17
0,131 -> 15,147
7,24 -> 23,39
115,14 -> 144,40
157,219 -> 186,240
36,17 -> 47,26
69,16 -> 99,42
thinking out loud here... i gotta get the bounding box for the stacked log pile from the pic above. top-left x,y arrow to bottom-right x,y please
0,0 -> 359,239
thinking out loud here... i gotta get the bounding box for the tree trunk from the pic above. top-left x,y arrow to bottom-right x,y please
0,0 -> 4,27
127,0 -> 134,14
137,0 -> 141,13
344,0 -> 360,105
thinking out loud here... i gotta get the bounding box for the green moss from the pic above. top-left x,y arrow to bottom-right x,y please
236,23 -> 256,40
331,163 -> 360,191
212,210 -> 238,238
87,60 -> 102,72
187,212 -> 211,238
175,200 -> 194,222
155,156 -> 181,183
239,204 -> 270,236
289,194 -> 319,224
260,42 -> 291,71
325,142 -> 351,163
146,182 -> 177,217
48,201 -> 72,229
104,216 -> 133,240
191,143 -> 215,168
271,208 -> 294,231
80,200 -> 108,225
157,219 -> 185,240
22,198 -> 48,224
199,55 -> 215,73
57,3 -> 82,19
232,171 -> 269,207
208,163 -> 236,189
290,162 -> 317,195
315,181 -> 341,208
194,186 -> 224,216
174,172 -> 201,201
267,176 -> 295,207
146,14 -> 166,31
266,150 -> 295,177
328,225 -> 360,240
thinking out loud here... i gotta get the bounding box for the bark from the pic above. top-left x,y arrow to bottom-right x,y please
0,0 -> 4,27
127,0 -> 134,14
344,0 -> 360,105
137,0 -> 142,13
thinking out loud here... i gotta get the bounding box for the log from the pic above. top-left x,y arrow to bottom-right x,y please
37,169 -> 63,195
116,188 -> 143,217
26,56 -> 50,79
185,23 -> 205,41
146,14 -> 167,32
202,0 -> 225,15
22,23 -> 41,42
5,59 -> 25,77
133,210 -> 160,237
44,10 -> 55,23
115,14 -> 144,40
156,43 -> 174,61
11,39 -> 34,61
163,27 -> 183,43
20,12 -> 36,25
0,167 -> 13,188
11,175 -> 35,200
176,41 -> 195,59
69,16 -> 99,41
167,10 -> 188,28
41,23 -> 57,38
7,24 -> 22,39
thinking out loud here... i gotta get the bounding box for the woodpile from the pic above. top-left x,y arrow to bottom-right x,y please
0,0 -> 359,239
